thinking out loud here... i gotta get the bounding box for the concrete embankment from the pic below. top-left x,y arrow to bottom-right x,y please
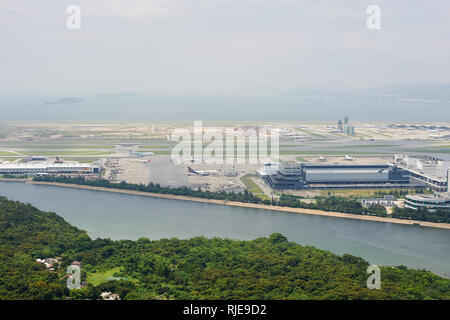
26,180 -> 450,230
0,178 -> 32,183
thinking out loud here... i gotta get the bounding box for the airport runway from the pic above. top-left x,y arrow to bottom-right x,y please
280,138 -> 447,156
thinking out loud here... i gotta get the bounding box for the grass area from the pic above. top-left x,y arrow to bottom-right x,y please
364,130 -> 393,138
296,157 -> 308,162
329,132 -> 348,138
0,158 -> 21,162
142,143 -> 294,149
295,128 -> 329,139
157,146 -> 282,157
431,144 -> 450,148
240,174 -> 270,201
279,150 -> 387,155
319,188 -> 430,198
19,151 -> 115,156
319,189 -> 382,198
138,145 -> 170,149
0,152 -> 16,156
8,145 -> 114,149
354,132 -> 373,139
87,267 -> 123,286
150,150 -> 172,155
331,144 -> 398,149
277,145 -> 308,148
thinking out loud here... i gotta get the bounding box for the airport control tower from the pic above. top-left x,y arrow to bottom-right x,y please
340,116 -> 354,136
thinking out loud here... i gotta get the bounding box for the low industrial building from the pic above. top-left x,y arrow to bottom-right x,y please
361,195 -> 395,207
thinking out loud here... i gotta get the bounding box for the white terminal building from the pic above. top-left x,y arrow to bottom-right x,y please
0,160 -> 101,175
404,193 -> 450,211
400,157 -> 450,210
393,155 -> 450,191
403,167 -> 450,211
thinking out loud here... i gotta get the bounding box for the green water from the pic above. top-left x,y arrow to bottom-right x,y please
0,181 -> 449,277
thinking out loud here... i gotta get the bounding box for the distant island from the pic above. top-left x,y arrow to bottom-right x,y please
93,92 -> 140,99
42,97 -> 84,105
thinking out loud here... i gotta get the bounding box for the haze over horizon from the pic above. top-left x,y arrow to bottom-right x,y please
1,1 -> 449,121
1,1 -> 450,95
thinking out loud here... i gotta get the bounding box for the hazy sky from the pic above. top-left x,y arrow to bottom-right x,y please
1,0 -> 449,96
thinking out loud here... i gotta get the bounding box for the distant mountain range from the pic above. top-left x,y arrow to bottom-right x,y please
285,82 -> 450,102
40,84 -> 450,106
40,92 -> 140,105
3,84 -> 448,121
362,82 -> 450,101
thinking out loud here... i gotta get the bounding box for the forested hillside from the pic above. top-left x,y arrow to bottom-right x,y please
0,196 -> 85,299
0,196 -> 449,300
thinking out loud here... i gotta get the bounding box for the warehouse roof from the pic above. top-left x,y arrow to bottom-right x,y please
0,161 -> 95,169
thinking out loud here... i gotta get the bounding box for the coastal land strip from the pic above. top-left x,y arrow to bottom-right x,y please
12,180 -> 449,230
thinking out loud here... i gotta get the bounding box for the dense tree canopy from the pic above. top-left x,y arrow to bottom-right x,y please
0,195 -> 449,300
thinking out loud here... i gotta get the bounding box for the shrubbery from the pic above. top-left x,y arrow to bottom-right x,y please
0,196 -> 449,300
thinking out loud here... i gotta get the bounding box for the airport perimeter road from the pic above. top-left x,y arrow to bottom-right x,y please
251,175 -> 278,200
148,156 -> 190,188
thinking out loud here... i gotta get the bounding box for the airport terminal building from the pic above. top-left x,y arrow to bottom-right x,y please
302,164 -> 403,184
393,155 -> 450,192
0,161 -> 101,176
404,194 -> 450,211
261,161 -> 416,190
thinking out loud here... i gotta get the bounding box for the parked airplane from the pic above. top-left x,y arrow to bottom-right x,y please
129,151 -> 154,157
283,134 -> 309,141
344,155 -> 354,161
54,156 -> 63,163
187,167 -> 218,176
293,137 -> 309,142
